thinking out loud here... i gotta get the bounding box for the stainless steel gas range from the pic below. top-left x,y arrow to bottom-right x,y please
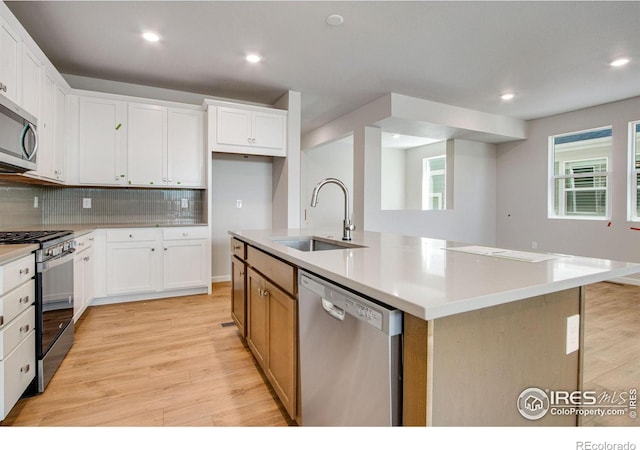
0,230 -> 75,392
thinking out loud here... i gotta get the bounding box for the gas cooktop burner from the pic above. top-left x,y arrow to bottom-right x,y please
0,230 -> 73,245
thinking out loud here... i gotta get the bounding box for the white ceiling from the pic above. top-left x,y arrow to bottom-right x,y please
6,1 -> 640,135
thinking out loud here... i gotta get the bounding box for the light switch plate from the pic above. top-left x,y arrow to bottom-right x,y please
566,314 -> 580,354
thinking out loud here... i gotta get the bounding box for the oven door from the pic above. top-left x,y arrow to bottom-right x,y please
37,251 -> 74,357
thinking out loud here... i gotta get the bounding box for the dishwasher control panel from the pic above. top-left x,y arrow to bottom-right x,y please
343,298 -> 383,330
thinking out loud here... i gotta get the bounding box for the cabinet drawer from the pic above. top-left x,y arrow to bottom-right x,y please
74,232 -> 95,250
163,227 -> 208,240
247,246 -> 296,296
0,254 -> 35,296
106,228 -> 159,243
230,238 -> 246,260
0,280 -> 35,329
0,306 -> 35,360
1,330 -> 36,420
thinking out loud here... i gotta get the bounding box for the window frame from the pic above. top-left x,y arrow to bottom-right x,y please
548,126 -> 612,220
422,155 -> 446,211
628,121 -> 640,221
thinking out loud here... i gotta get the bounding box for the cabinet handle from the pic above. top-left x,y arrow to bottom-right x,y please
164,248 -> 168,251
233,245 -> 241,250
78,242 -> 85,246
259,288 -> 269,297
84,256 -> 90,262
247,137 -> 252,143
116,176 -> 121,181
20,364 -> 30,374
182,232 -> 188,237
240,271 -> 245,276
252,138 -> 256,144
19,295 -> 30,304
20,324 -> 30,333
19,267 -> 29,275
0,84 -> 7,93
151,248 -> 155,252
0,315 -> 3,326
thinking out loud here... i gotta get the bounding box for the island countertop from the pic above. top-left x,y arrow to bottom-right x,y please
230,229 -> 640,320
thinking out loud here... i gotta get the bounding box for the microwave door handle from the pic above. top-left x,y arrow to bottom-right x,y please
21,122 -> 38,161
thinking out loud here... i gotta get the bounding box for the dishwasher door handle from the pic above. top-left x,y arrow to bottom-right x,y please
321,298 -> 345,321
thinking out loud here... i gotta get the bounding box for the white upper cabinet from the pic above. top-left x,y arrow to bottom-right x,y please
18,44 -> 41,118
78,96 -> 128,185
0,16 -> 19,104
126,103 -> 204,188
167,108 -> 204,188
210,103 -> 287,157
127,102 -> 167,186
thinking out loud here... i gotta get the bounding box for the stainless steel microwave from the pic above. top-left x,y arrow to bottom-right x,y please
0,94 -> 38,173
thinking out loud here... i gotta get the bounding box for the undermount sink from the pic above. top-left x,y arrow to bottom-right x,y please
271,236 -> 366,252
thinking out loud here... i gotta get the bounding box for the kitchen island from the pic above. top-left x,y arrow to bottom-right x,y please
230,229 -> 640,426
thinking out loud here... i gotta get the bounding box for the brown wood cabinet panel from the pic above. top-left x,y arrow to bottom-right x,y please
230,238 -> 246,260
246,246 -> 296,296
231,256 -> 246,337
265,278 -> 297,419
246,268 -> 268,369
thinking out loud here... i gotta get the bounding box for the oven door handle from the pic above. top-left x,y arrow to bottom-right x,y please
38,250 -> 75,272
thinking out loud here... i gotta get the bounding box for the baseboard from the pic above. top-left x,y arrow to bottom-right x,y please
609,276 -> 640,286
90,286 -> 209,306
212,275 -> 231,283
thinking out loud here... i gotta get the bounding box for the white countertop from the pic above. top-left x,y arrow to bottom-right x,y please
230,229 -> 640,320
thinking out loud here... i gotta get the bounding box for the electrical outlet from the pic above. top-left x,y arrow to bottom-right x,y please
531,241 -> 538,250
236,200 -> 242,209
33,196 -> 38,208
181,198 -> 188,209
82,198 -> 92,209
566,314 -> 580,354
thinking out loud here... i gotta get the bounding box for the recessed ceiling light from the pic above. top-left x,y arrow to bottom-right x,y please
142,32 -> 160,42
246,54 -> 262,63
326,14 -> 344,26
500,92 -> 516,101
610,57 -> 630,67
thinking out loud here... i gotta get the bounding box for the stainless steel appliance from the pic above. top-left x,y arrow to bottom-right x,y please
0,94 -> 38,173
0,231 -> 75,392
298,271 -> 403,426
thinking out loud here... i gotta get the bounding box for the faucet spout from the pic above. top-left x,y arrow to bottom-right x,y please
310,178 -> 355,241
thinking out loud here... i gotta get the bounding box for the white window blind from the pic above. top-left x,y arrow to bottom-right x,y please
628,121 -> 640,220
549,127 -> 612,219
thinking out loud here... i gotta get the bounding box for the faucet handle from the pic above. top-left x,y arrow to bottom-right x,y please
345,223 -> 356,231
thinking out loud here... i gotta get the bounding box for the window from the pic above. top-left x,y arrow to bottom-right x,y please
628,121 -> 640,220
549,127 -> 612,219
422,155 -> 446,210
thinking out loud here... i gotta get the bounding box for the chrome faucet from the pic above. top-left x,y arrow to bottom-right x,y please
310,178 -> 355,241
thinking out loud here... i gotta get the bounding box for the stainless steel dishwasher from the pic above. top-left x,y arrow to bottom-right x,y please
298,271 -> 403,426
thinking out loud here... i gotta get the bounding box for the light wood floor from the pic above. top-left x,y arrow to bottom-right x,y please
2,282 -> 293,426
1,281 -> 638,426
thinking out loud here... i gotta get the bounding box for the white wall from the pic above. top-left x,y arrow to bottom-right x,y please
496,95 -> 640,283
301,137 -> 354,233
381,147 -> 406,210
210,153 -> 273,281
363,133 -> 497,244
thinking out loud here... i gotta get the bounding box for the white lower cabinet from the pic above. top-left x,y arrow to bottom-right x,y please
0,252 -> 36,421
103,227 -> 209,299
73,233 -> 95,322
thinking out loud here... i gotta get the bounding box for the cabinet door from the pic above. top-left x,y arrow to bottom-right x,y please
167,108 -> 204,187
162,240 -> 207,290
72,252 -> 84,322
19,44 -> 41,118
231,256 -> 246,337
106,242 -> 160,295
79,97 -> 127,185
216,107 -> 252,146
247,268 -> 268,369
127,103 -> 166,186
83,246 -> 95,307
265,279 -> 297,419
252,112 -> 285,150
0,17 -> 19,104
34,71 -> 55,179
53,84 -> 66,181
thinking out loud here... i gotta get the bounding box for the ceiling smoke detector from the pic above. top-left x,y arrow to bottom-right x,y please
326,14 -> 344,26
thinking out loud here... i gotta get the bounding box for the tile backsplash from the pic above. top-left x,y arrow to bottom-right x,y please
0,182 -> 43,228
0,181 -> 205,228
